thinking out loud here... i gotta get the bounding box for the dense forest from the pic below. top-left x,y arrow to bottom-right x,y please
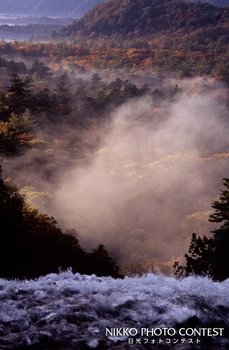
60,0 -> 229,81
0,64 -> 153,155
0,57 -> 168,278
0,60 -> 228,279
0,2 -> 228,350
0,0 -> 228,81
63,0 -> 228,38
0,0 -> 228,281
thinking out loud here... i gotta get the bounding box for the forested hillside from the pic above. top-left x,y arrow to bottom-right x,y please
63,0 -> 229,38
0,1 -> 228,349
61,0 -> 229,80
0,0 -> 228,280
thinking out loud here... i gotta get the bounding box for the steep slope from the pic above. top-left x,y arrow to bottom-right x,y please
0,0 -> 103,18
62,0 -> 229,38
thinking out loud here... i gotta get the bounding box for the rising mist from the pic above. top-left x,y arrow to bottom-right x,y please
2,76 -> 229,273
49,77 -> 229,273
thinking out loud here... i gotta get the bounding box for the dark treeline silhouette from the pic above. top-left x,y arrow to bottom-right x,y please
1,70 -> 148,123
0,165 -> 120,279
0,64 -> 182,155
174,178 -> 229,281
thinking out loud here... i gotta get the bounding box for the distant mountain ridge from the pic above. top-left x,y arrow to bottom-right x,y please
62,0 -> 229,39
0,0 -> 103,18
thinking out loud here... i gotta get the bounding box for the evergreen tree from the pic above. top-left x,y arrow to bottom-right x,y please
174,178 -> 229,281
30,60 -> 51,80
88,244 -> 120,277
174,233 -> 214,277
7,74 -> 33,114
55,73 -> 72,117
91,73 -> 102,88
209,178 -> 229,281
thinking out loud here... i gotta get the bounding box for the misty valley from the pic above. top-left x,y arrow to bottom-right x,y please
0,0 -> 228,349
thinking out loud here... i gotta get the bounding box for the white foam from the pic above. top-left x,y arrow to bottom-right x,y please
0,272 -> 228,349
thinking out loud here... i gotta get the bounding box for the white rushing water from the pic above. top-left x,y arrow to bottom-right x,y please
0,272 -> 228,349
